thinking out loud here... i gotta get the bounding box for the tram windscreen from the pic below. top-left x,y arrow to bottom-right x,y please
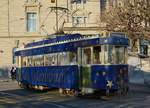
93,45 -> 126,64
115,46 -> 125,64
108,46 -> 126,64
108,45 -> 115,64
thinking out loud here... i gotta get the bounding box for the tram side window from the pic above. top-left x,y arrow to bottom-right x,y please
57,51 -> 77,65
27,56 -> 33,66
93,46 -> 101,64
63,52 -> 70,65
83,48 -> 91,65
52,54 -> 57,65
22,56 -> 27,67
60,52 -> 70,65
33,55 -> 44,66
108,46 -> 115,64
16,56 -> 19,67
45,54 -> 53,66
58,53 -> 62,65
115,46 -> 125,64
104,45 -> 108,64
45,53 -> 57,66
69,51 -> 77,65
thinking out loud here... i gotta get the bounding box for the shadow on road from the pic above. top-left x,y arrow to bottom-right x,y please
1,82 -> 150,108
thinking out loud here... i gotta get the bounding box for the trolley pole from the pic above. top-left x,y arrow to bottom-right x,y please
67,0 -> 69,22
56,0 -> 58,33
8,0 -> 10,38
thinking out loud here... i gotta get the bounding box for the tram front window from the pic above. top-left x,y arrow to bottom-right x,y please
104,45 -> 126,64
115,46 -> 125,64
108,46 -> 115,64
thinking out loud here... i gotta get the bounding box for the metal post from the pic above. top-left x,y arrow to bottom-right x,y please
67,0 -> 69,22
56,0 -> 58,33
8,0 -> 10,38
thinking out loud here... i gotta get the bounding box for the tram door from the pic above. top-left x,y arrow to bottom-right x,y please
78,47 -> 92,88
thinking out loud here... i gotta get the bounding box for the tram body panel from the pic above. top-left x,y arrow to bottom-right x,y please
16,66 -> 79,89
91,65 -> 128,90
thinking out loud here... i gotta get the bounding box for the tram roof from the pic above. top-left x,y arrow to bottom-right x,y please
15,34 -> 129,56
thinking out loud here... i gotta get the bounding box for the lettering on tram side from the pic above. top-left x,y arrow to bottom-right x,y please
22,67 -> 76,86
36,70 -> 67,84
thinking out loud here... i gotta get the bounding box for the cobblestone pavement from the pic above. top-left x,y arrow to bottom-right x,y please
0,78 -> 150,108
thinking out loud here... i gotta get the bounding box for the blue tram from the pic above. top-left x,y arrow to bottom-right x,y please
14,33 -> 129,96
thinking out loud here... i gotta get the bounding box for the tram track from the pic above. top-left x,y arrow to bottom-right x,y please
0,91 -> 74,108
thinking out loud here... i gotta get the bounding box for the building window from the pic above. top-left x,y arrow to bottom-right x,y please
72,17 -> 75,24
83,0 -> 86,4
77,17 -> 82,24
84,17 -> 87,23
71,0 -> 85,4
72,17 -> 87,24
27,13 -> 37,32
77,0 -> 81,4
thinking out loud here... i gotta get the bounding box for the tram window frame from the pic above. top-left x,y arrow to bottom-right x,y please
114,46 -> 126,64
108,45 -> 115,64
58,52 -> 67,65
62,52 -> 70,65
82,47 -> 92,65
52,53 -> 58,65
93,46 -> 102,64
104,45 -> 108,64
45,54 -> 53,66
33,55 -> 44,66
58,53 -> 63,65
27,56 -> 33,67
57,51 -> 77,66
16,56 -> 19,67
21,56 -> 25,67
45,53 -> 57,66
69,51 -> 77,65
102,45 -> 126,65
22,56 -> 27,67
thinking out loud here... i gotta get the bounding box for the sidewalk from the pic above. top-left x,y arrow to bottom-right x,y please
129,83 -> 150,94
0,77 -> 12,82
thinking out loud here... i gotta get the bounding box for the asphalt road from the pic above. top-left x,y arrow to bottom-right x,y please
0,79 -> 150,108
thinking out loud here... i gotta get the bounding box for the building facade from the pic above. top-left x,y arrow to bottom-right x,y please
0,0 -> 105,77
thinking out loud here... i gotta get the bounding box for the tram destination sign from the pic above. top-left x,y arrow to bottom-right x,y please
110,32 -> 125,38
